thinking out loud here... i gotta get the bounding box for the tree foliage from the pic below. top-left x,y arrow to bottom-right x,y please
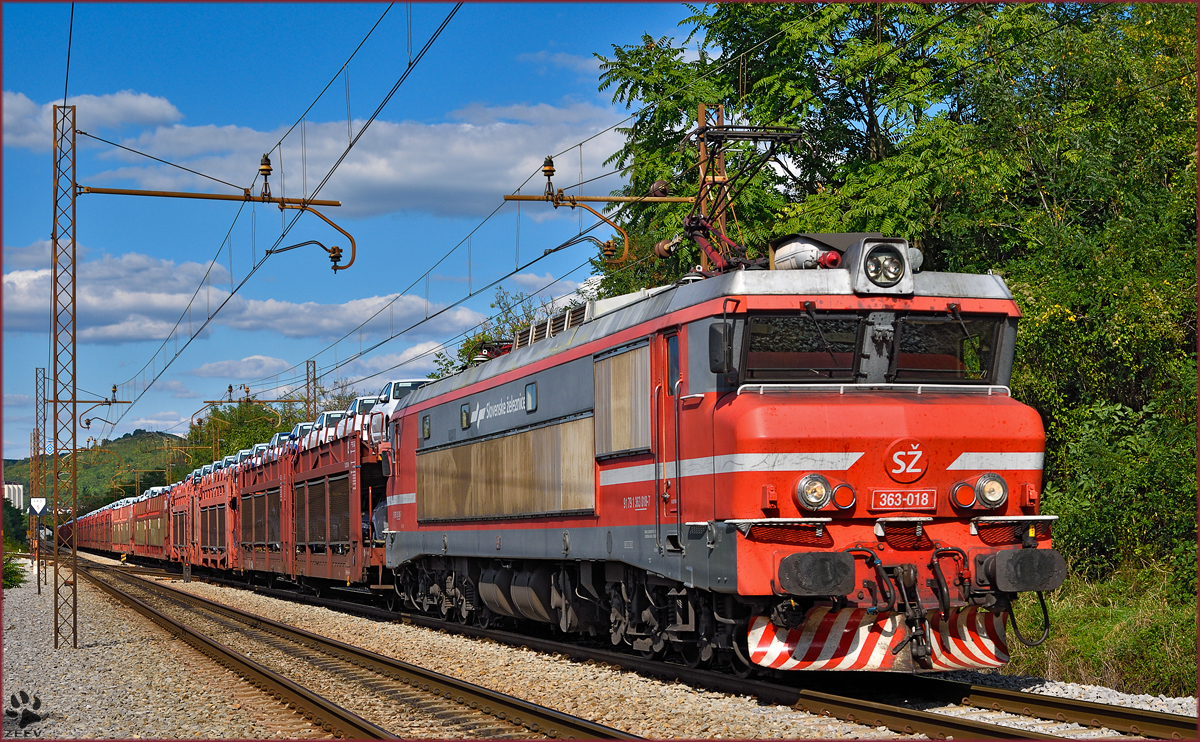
188,400 -> 307,467
3,498 -> 28,548
430,286 -> 560,378
3,430 -> 187,516
594,3 -> 1196,587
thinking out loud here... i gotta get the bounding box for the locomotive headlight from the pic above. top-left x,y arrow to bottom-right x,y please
975,473 -> 1008,508
796,474 -> 832,511
864,245 -> 905,287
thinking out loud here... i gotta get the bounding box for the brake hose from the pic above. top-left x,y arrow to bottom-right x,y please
1007,591 -> 1051,647
845,547 -> 895,613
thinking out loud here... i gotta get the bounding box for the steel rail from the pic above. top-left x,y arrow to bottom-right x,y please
790,689 -> 1063,740
419,614 -> 1196,741
180,578 -> 1057,740
81,555 -> 1194,741
396,616 -> 1062,741
908,676 -> 1197,740
95,566 -> 638,740
77,566 -> 396,739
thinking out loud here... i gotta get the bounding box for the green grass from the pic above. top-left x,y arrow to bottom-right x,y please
1004,563 -> 1197,697
2,538 -> 26,590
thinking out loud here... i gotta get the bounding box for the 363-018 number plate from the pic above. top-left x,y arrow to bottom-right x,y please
870,489 -> 937,510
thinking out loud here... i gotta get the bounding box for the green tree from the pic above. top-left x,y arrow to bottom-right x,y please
3,498 -> 29,548
188,399 -> 308,463
593,3 -> 1196,585
430,286 -> 558,378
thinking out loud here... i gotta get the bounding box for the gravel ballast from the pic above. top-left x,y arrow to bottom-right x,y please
160,572 -> 1197,738
12,552 -> 1194,739
2,560 -> 327,739
156,575 -> 911,739
941,669 -> 1198,718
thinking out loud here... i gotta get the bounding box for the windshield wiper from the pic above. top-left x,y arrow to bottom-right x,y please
804,301 -> 839,366
947,303 -> 975,340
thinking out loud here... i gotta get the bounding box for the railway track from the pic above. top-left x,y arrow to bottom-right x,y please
78,563 -> 637,740
86,556 -> 1197,741
445,621 -> 1194,740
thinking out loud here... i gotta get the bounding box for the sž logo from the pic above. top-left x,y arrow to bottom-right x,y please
884,438 -> 926,484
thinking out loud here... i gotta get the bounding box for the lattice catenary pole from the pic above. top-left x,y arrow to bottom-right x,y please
51,105 -> 79,649
35,367 -> 47,502
306,360 -> 318,421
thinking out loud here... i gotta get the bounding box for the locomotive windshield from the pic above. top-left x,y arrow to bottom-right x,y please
742,312 -> 1005,385
892,315 -> 1001,382
745,315 -> 860,381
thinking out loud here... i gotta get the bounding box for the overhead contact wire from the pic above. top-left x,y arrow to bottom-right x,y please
77,131 -> 244,191
248,154 -> 703,392
104,3 -> 463,432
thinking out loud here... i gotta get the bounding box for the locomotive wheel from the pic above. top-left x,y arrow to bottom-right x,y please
476,607 -> 493,629
678,641 -> 706,669
728,639 -> 756,678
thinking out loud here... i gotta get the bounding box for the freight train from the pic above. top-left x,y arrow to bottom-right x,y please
71,231 -> 1066,674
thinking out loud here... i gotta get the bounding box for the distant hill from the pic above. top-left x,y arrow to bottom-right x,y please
3,429 -> 187,516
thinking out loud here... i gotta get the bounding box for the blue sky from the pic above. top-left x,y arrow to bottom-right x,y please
3,2 -> 702,457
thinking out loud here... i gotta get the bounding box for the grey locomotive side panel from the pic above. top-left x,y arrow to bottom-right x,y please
415,416 -> 596,520
417,357 -> 593,451
385,522 -> 740,592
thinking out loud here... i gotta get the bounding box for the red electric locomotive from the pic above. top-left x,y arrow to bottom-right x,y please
377,231 -> 1066,674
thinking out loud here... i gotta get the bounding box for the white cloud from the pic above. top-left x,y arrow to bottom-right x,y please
4,240 -> 51,271
189,355 -> 292,379
510,272 -> 581,299
2,248 -> 230,343
3,239 -> 95,271
124,410 -> 189,430
219,293 -> 468,340
517,50 -> 601,76
3,394 -> 31,408
341,340 -> 446,383
6,90 -> 627,218
84,101 -> 624,218
2,242 -> 486,344
4,90 -> 183,151
157,380 -> 198,399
